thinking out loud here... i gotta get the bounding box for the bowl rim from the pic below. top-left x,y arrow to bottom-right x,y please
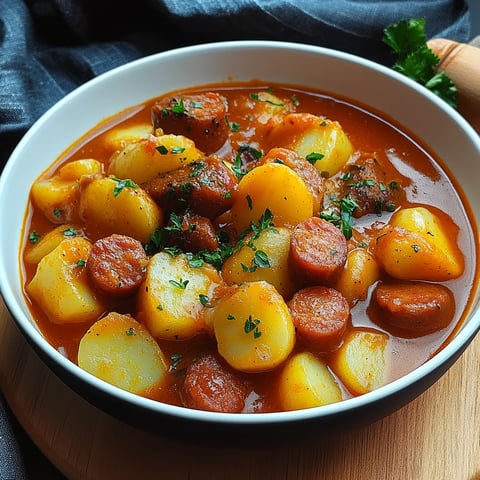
1,39 -> 479,426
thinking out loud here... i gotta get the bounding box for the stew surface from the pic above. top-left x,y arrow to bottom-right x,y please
21,81 -> 478,413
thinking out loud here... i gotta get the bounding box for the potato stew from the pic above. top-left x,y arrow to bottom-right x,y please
21,81 -> 478,413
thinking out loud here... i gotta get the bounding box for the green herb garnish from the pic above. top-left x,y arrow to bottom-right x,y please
383,18 -> 457,108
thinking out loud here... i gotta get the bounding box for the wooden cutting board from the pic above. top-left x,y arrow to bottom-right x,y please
1,296 -> 479,480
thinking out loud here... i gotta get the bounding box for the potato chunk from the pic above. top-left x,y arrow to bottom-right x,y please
278,352 -> 342,410
211,281 -> 295,373
24,224 -> 81,264
102,123 -> 154,151
31,159 -> 104,223
266,113 -> 354,177
333,329 -> 389,395
221,226 -> 295,298
26,237 -> 105,324
375,207 -> 464,281
78,312 -> 168,395
79,176 -> 162,243
230,162 -> 313,232
137,251 -> 223,341
107,134 -> 203,183
58,158 -> 104,180
334,248 -> 381,306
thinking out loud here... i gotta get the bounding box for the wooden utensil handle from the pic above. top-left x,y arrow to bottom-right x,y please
428,38 -> 480,133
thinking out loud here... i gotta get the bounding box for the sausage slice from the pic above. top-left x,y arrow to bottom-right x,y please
372,281 -> 455,335
87,234 -> 149,297
289,216 -> 347,286
182,352 -> 250,413
151,92 -> 229,154
142,156 -> 237,219
288,286 -> 349,351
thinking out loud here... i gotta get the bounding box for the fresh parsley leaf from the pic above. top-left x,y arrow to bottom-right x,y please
383,18 -> 457,108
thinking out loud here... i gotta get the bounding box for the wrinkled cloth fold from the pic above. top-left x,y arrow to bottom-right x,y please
0,1 -> 472,478
0,0 -> 471,168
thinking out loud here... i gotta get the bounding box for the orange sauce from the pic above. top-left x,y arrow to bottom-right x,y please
21,81 -> 479,412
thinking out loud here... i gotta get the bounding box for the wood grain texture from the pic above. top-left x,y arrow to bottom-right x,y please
1,296 -> 479,480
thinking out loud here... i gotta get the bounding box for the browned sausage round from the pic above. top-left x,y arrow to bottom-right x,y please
182,352 -> 250,413
87,234 -> 149,297
151,92 -> 229,154
288,286 -> 349,351
289,216 -> 347,286
164,211 -> 219,253
372,281 -> 456,335
142,156 -> 238,219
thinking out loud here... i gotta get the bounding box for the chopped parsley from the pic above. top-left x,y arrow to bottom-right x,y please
28,231 -> 40,244
305,152 -> 324,166
112,177 -> 138,197
244,315 -> 262,339
169,278 -> 189,289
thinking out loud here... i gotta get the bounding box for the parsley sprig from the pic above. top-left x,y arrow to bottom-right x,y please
383,18 -> 457,108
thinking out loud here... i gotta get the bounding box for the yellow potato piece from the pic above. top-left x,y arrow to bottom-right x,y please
333,329 -> 389,395
375,207 -> 464,281
103,123 -> 154,151
107,134 -> 203,183
221,226 -> 296,298
266,113 -> 354,177
30,176 -> 79,222
24,224 -> 81,264
334,248 -> 381,306
138,251 -> 223,341
26,237 -> 105,325
79,176 -> 162,243
230,162 -> 313,232
58,158 -> 104,180
78,312 -> 168,395
278,352 -> 342,410
212,281 -> 295,373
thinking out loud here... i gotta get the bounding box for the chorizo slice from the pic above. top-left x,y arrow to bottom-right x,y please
289,216 -> 347,286
164,211 -> 219,253
323,154 -> 406,218
372,281 -> 455,335
87,234 -> 149,297
288,286 -> 349,351
142,156 -> 237,219
182,352 -> 250,413
151,92 -> 229,154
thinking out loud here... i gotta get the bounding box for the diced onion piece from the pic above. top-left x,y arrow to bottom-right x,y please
78,312 -> 168,394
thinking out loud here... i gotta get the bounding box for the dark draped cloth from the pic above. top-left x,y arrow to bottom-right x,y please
0,1 -> 472,478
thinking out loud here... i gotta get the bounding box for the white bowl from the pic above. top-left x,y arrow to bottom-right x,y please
1,41 -> 479,440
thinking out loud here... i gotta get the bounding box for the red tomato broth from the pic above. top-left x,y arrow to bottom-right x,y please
20,81 -> 478,413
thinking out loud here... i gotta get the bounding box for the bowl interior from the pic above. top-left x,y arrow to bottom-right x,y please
1,41 -> 479,427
